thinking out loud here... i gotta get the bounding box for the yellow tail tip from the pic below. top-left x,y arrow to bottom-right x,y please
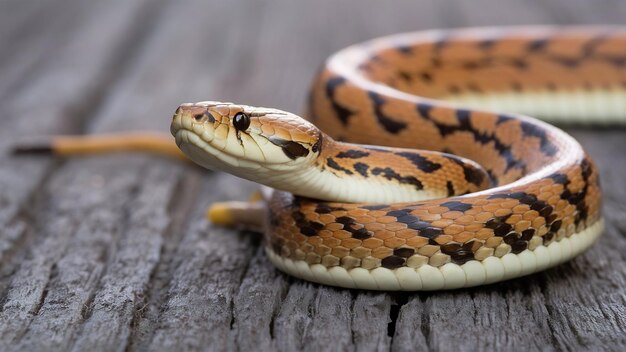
207,203 -> 236,226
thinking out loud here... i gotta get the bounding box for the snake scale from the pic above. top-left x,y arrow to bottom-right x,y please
24,27 -> 626,291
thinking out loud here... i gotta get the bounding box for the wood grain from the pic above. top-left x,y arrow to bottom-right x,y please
0,0 -> 624,351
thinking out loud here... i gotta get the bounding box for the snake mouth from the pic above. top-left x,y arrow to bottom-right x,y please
174,129 -> 264,171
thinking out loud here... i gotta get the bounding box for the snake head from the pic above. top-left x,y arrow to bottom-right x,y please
171,101 -> 323,178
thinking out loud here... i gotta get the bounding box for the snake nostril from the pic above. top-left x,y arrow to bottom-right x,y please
193,113 -> 205,122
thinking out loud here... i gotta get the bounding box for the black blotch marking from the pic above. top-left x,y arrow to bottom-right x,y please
440,243 -> 474,264
395,151 -> 442,173
325,76 -> 353,125
488,192 -> 539,208
398,71 -> 413,83
521,229 -> 535,241
292,200 -> 326,237
326,158 -> 353,175
462,61 -> 485,70
420,72 -> 433,82
451,249 -> 474,264
519,120 -> 558,157
569,158 -> 593,225
496,114 -> 514,125
528,38 -> 548,52
314,204 -> 345,214
300,226 -> 318,237
335,216 -> 353,225
353,162 -> 369,177
420,227 -> 442,239
440,201 -> 473,212
446,181 -> 455,197
393,247 -> 415,257
386,209 -> 432,231
440,243 -> 460,253
539,205 -> 554,219
336,150 -> 370,158
269,136 -> 309,159
549,173 -> 569,185
352,228 -> 372,240
396,45 -> 414,54
546,214 -> 558,224
503,233 -> 519,245
368,91 -> 408,134
478,39 -> 496,50
381,256 -> 406,269
423,109 -> 526,176
511,240 -> 528,254
371,167 -> 423,190
485,214 -> 513,237
445,156 -> 487,187
495,223 -> 513,237
462,241 -> 476,250
485,192 -> 564,228
335,216 -> 372,240
606,56 -> 626,67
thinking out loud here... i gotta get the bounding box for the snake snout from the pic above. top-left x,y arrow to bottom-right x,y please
178,104 -> 213,122
170,103 -> 218,137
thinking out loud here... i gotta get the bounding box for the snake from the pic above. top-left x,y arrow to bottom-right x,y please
19,27 -> 626,290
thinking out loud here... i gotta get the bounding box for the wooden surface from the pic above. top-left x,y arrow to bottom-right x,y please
1,1 -> 625,351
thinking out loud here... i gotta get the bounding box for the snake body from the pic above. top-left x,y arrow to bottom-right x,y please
171,27 -> 626,290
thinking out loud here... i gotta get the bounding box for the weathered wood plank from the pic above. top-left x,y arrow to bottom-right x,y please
15,157 -> 180,352
0,1 -> 171,349
134,174 -> 257,352
231,247 -> 288,352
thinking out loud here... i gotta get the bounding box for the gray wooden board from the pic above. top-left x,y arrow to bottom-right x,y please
0,0 -> 624,351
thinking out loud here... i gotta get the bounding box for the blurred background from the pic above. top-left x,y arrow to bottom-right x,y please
1,1 -> 625,351
3,0 -> 626,137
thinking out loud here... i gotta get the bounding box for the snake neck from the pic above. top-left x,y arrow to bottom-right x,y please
258,135 -> 489,204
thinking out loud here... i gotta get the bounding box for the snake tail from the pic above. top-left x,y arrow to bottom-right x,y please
13,133 -> 185,160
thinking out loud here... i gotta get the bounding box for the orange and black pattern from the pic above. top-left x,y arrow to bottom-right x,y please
265,27 -> 620,271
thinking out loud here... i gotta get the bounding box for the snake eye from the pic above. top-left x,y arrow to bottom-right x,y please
233,112 -> 251,131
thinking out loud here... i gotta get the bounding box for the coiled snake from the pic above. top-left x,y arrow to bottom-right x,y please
20,27 -> 626,290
